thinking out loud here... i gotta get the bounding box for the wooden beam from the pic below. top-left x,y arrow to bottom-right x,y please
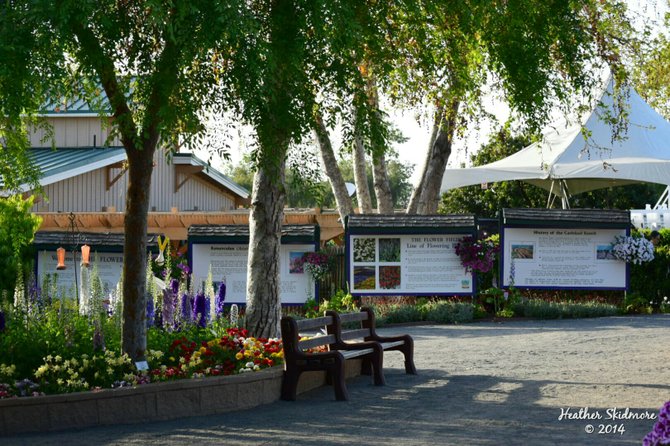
175,165 -> 204,192
106,162 -> 127,191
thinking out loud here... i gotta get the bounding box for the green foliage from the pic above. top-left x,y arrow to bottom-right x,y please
0,300 -> 122,380
225,151 -> 414,210
302,297 -> 320,319
320,289 -> 357,314
422,301 -> 474,324
0,195 -> 42,300
628,228 -> 670,310
381,305 -> 424,325
511,299 -> 620,319
621,292 -> 654,315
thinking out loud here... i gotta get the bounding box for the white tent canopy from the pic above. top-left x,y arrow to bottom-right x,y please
441,82 -> 670,204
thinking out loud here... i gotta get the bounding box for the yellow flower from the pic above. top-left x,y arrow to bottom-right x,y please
207,340 -> 217,347
57,378 -> 64,386
35,365 -> 49,378
235,352 -> 244,360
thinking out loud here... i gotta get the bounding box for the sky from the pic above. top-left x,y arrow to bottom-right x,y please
196,0 -> 668,189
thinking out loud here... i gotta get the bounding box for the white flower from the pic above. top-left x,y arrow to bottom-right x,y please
611,236 -> 654,264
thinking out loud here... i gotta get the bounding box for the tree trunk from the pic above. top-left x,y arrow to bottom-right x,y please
372,151 -> 393,213
407,105 -> 442,214
121,144 -> 155,362
365,75 -> 393,214
314,113 -> 354,223
409,99 -> 460,215
353,114 -> 373,213
245,158 -> 286,339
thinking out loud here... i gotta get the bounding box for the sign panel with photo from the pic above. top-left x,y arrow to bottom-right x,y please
191,243 -> 316,304
348,235 -> 473,295
501,228 -> 627,289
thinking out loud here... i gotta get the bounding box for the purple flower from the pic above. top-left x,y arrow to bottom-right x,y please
215,282 -> 226,319
194,290 -> 209,328
643,401 -> 670,446
180,292 -> 193,324
162,289 -> 176,330
177,263 -> 191,276
146,296 -> 155,328
170,278 -> 180,294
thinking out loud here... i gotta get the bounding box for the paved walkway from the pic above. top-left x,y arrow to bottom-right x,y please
4,314 -> 670,445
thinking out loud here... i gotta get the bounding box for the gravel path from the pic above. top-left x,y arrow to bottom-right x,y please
4,314 -> 669,445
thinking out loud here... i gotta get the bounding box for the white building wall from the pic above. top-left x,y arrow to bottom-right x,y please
33,151 -> 236,212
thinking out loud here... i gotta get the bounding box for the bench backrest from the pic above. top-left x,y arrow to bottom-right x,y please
325,309 -> 374,343
281,315 -> 336,358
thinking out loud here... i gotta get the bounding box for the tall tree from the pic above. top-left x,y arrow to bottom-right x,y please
313,112 -> 355,221
1,1 -> 246,359
383,1 -> 636,215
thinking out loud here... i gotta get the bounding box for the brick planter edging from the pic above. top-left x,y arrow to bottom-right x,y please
0,359 -> 362,437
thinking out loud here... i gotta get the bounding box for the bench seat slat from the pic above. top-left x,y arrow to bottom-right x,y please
381,340 -> 405,350
340,348 -> 373,359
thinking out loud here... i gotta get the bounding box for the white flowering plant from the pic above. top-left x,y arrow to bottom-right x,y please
611,235 -> 655,264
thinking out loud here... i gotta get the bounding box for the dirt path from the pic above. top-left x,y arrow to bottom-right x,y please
4,314 -> 669,445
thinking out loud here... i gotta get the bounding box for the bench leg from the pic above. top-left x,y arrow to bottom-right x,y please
361,357 -> 372,376
281,369 -> 301,401
371,347 -> 385,386
401,336 -> 417,375
330,357 -> 349,401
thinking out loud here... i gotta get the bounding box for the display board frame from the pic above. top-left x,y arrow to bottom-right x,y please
33,231 -> 159,297
345,215 -> 478,297
499,209 -> 631,291
188,224 -> 320,306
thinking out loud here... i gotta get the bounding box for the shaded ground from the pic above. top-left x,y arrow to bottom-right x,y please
4,314 -> 669,445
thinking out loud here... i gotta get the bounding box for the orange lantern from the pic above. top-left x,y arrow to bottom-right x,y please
81,244 -> 91,267
56,247 -> 67,270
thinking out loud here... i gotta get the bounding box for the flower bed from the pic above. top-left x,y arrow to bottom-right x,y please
0,359 -> 363,436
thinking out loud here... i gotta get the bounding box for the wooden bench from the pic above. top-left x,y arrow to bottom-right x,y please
280,314 -> 385,401
325,307 -> 417,376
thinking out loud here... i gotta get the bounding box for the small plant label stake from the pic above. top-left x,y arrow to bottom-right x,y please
135,361 -> 149,371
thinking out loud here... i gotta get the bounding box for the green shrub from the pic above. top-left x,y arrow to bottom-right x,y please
513,299 -> 620,319
320,289 -> 357,314
423,300 -> 473,324
622,292 -> 654,315
382,304 -> 424,325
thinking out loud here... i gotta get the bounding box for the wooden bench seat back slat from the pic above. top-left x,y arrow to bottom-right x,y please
339,328 -> 372,342
338,312 -> 368,324
296,315 -> 333,331
298,334 -> 336,350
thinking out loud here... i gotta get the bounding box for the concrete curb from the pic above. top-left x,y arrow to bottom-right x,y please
0,360 -> 362,436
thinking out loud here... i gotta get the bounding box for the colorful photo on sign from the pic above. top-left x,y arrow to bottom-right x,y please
379,238 -> 401,263
353,238 -> 376,262
511,243 -> 534,259
353,266 -> 376,290
379,265 -> 401,289
289,251 -> 306,274
596,244 -> 616,260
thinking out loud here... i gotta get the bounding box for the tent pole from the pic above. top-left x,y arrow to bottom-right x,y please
547,181 -> 555,208
560,180 -> 570,209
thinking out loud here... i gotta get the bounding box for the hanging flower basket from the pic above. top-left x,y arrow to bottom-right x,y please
611,235 -> 654,264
